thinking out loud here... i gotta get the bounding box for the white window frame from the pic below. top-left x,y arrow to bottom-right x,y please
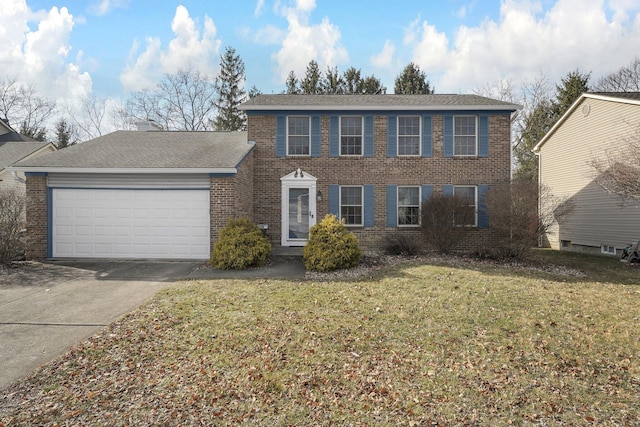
339,185 -> 364,227
601,244 -> 616,255
453,116 -> 478,157
287,116 -> 311,156
340,116 -> 363,157
397,116 -> 421,156
397,186 -> 421,227
453,185 -> 478,227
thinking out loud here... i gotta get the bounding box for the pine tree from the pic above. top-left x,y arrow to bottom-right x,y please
301,60 -> 322,94
394,63 -> 433,94
54,118 -> 74,149
214,46 -> 247,131
285,71 -> 299,94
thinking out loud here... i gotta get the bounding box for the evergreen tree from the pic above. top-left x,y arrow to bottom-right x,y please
301,60 -> 322,94
248,85 -> 262,99
514,70 -> 590,181
361,75 -> 386,94
394,63 -> 433,94
514,100 -> 555,181
214,46 -> 247,131
342,67 -> 362,94
285,71 -> 299,94
20,122 -> 47,141
54,118 -> 74,149
552,69 -> 590,117
322,66 -> 344,94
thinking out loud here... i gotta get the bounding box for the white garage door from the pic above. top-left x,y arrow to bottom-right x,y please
52,188 -> 210,259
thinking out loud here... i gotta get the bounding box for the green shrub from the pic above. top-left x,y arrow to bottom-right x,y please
303,214 -> 362,272
210,218 -> 272,269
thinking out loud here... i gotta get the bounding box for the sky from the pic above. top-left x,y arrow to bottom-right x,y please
2,0 -> 640,114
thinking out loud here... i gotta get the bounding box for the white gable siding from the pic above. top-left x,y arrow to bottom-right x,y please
539,97 -> 640,251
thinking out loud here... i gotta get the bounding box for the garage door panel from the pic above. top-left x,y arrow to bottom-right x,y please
52,189 -> 210,259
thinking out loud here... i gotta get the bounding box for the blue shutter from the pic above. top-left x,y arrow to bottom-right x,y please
364,185 -> 375,227
442,184 -> 454,196
422,115 -> 432,158
276,116 -> 286,157
364,116 -> 374,158
478,184 -> 489,228
387,115 -> 397,157
311,115 -> 321,157
421,185 -> 433,203
443,115 -> 453,158
328,185 -> 340,217
386,185 -> 397,227
329,116 -> 339,157
478,115 -> 489,158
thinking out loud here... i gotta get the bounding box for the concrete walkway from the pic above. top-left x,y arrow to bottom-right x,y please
0,257 -> 307,390
0,260 -> 199,390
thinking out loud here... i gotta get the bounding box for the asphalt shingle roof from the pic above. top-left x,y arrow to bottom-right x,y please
241,94 -> 520,111
14,131 -> 252,169
0,141 -> 53,170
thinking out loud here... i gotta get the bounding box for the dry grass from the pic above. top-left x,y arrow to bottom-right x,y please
1,251 -> 639,426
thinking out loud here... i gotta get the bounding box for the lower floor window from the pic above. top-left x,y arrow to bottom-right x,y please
340,186 -> 363,226
601,244 -> 616,255
453,185 -> 477,226
398,186 -> 420,226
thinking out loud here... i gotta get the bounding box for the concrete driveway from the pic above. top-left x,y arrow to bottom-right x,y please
0,260 -> 200,390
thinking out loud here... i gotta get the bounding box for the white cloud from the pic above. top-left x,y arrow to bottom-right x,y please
406,0 -> 640,93
270,0 -> 348,82
0,1 -> 92,105
254,0 -> 265,17
370,40 -> 395,68
120,5 -> 221,92
89,0 -> 130,16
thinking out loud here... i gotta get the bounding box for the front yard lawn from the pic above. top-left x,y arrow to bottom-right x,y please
1,251 -> 639,425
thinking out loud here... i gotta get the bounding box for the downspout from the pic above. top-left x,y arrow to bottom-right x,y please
11,170 -> 26,184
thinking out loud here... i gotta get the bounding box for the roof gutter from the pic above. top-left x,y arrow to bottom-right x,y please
8,167 -> 238,175
240,104 -> 521,112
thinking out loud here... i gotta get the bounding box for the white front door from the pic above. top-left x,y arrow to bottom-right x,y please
281,169 -> 317,246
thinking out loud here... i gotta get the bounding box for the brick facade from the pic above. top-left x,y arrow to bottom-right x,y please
210,150 -> 254,246
248,113 -> 512,251
25,175 -> 48,260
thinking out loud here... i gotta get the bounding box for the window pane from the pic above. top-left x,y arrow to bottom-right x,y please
340,186 -> 363,225
453,186 -> 476,226
398,186 -> 420,226
341,117 -> 362,156
398,116 -> 420,155
453,116 -> 476,156
288,117 -> 310,155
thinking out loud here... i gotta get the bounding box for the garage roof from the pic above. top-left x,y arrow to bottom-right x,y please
12,131 -> 253,173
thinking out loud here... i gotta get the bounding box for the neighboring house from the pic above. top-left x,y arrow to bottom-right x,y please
13,95 -> 518,261
533,92 -> 640,256
0,119 -> 56,196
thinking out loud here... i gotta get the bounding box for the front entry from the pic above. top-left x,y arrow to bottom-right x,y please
281,169 -> 317,246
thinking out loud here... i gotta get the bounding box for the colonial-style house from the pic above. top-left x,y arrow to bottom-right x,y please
12,95 -> 518,260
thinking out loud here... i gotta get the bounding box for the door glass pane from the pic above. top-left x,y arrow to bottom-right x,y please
288,188 -> 309,239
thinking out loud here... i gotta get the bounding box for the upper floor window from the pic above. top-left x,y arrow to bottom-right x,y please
453,185 -> 477,226
398,116 -> 421,156
340,116 -> 363,156
454,116 -> 477,156
287,116 -> 310,156
340,186 -> 363,226
398,186 -> 421,226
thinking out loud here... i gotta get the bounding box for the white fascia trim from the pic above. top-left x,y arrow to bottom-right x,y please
242,104 -> 522,112
8,167 -> 237,174
533,93 -> 640,153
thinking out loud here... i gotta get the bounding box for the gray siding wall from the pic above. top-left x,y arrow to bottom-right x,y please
539,97 -> 640,252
